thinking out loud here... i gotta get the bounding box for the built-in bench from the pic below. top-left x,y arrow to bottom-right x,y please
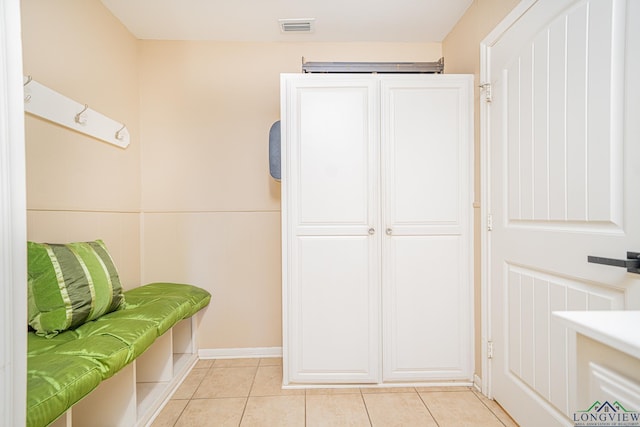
26,282 -> 211,427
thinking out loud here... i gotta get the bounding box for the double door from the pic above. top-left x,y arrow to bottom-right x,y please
281,74 -> 473,384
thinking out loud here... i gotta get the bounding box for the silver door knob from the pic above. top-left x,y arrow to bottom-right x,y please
386,228 -> 392,235
368,228 -> 375,235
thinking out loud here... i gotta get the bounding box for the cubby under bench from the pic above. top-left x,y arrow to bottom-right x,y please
26,282 -> 211,427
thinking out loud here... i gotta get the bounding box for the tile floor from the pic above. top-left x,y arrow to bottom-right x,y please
151,358 -> 519,427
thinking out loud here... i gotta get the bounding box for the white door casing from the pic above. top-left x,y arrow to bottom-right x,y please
0,0 -> 27,425
482,0 -> 640,426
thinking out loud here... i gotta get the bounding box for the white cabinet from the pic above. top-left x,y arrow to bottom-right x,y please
281,74 -> 473,385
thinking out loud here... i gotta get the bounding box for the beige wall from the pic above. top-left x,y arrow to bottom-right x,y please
21,0 -> 141,287
138,41 -> 442,349
442,0 -> 520,380
21,0 -> 442,351
21,0 -> 521,365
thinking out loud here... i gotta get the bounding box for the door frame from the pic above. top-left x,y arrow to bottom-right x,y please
0,0 -> 27,425
479,0 -> 538,399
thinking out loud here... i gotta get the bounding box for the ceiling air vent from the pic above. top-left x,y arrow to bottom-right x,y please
279,18 -> 315,33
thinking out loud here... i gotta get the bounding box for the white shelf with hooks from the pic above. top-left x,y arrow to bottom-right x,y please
23,76 -> 130,148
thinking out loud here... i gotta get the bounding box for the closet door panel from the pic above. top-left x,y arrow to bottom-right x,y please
381,77 -> 473,382
282,75 -> 380,384
288,80 -> 379,236
297,89 -> 369,227
388,87 -> 461,227
289,236 -> 378,383
384,236 -> 469,379
382,81 -> 468,235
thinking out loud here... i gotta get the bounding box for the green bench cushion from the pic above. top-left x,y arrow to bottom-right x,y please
27,330 -> 79,356
27,354 -> 103,427
74,317 -> 159,364
26,282 -> 211,427
125,282 -> 212,317
42,335 -> 131,376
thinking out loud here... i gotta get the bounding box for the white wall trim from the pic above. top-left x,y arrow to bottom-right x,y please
479,37 -> 492,399
474,374 -> 483,393
0,1 -> 27,426
199,347 -> 283,359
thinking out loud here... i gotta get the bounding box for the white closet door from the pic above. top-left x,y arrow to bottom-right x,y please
381,76 -> 473,381
282,75 -> 380,383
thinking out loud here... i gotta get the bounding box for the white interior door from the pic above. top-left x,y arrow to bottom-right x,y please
381,76 -> 473,381
485,0 -> 640,425
282,75 -> 380,384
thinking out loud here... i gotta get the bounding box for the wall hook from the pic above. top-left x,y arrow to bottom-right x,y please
75,104 -> 89,124
115,124 -> 127,141
24,76 -> 33,103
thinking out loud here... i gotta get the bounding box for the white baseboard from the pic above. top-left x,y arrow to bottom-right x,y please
198,347 -> 283,359
474,374 -> 483,392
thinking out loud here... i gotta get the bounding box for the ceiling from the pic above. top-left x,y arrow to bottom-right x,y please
100,0 -> 473,43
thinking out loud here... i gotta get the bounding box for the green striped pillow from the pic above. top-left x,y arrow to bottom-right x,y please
27,240 -> 126,337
